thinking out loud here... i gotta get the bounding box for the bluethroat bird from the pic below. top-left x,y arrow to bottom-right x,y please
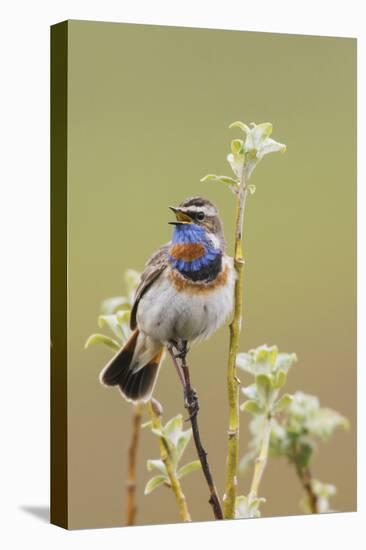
99,197 -> 235,402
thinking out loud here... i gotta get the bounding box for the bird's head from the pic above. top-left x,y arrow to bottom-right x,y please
169,196 -> 226,251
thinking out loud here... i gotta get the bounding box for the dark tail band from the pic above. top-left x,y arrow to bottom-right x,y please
99,330 -> 163,402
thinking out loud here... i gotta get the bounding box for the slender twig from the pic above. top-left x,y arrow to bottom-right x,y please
289,439 -> 318,513
294,462 -> 318,514
125,403 -> 143,526
147,399 -> 192,522
168,347 -> 223,520
223,175 -> 249,519
247,413 -> 272,509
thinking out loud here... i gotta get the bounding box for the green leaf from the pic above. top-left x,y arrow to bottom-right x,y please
255,345 -> 278,367
228,121 -> 286,181
234,495 -> 249,519
227,153 -> 244,178
290,392 -> 319,419
273,369 -> 287,389
164,415 -> 183,447
249,497 -> 266,518
235,495 -> 266,519
256,122 -> 273,139
240,400 -> 264,415
176,430 -> 192,461
147,459 -> 167,475
306,407 -> 349,440
312,480 -> 337,513
229,121 -> 250,133
98,314 -> 124,340
116,309 -> 132,341
230,138 -> 244,158
275,393 -> 293,412
116,309 -> 130,323
241,383 -> 258,400
237,345 -> 280,376
256,374 -> 272,405
100,296 -> 129,315
236,352 -> 256,374
312,479 -> 337,498
218,176 -> 239,185
200,174 -> 239,187
177,460 -> 201,479
200,174 -> 219,182
84,333 -> 120,351
274,352 -> 297,374
144,475 -> 168,495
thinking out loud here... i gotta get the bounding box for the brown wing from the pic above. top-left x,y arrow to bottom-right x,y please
130,243 -> 170,330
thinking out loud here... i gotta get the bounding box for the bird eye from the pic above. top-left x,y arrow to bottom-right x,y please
196,211 -> 205,221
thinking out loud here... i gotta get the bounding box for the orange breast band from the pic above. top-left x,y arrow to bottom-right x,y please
167,264 -> 229,294
170,243 -> 205,261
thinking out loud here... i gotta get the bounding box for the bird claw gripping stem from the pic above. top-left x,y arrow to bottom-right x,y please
171,339 -> 189,360
184,387 -> 200,421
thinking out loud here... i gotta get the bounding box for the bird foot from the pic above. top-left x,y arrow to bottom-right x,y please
168,339 -> 189,361
184,387 -> 199,421
174,348 -> 189,360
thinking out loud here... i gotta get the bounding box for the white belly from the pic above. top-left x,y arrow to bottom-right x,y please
136,257 -> 235,345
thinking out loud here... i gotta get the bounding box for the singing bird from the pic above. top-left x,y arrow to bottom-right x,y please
99,197 -> 235,402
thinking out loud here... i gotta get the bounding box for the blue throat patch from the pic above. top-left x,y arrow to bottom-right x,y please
169,224 -> 221,274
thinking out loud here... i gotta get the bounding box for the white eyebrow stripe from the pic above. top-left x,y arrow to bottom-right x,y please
180,205 -> 216,216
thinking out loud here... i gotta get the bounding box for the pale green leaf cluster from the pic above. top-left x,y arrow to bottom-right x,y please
200,174 -> 238,187
280,392 -> 348,441
201,121 -> 286,193
240,394 -> 348,511
268,391 -> 349,466
143,414 -> 201,494
239,354 -> 348,473
236,345 -> 297,517
235,495 -> 266,519
84,269 -> 141,350
84,333 -> 120,351
238,345 -> 348,514
237,344 -> 297,415
300,480 -> 337,514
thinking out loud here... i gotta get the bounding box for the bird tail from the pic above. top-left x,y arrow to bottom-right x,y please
99,329 -> 164,403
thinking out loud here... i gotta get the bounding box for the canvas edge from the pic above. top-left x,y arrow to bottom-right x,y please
50,19 -> 69,530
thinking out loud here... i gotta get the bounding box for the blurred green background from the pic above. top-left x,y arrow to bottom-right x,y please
66,20 -> 356,528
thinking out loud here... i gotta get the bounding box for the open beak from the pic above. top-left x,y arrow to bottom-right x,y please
168,206 -> 193,225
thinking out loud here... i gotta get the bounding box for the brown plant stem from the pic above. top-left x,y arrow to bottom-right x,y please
294,463 -> 318,514
126,403 -> 144,526
223,183 -> 248,519
168,347 -> 223,520
147,399 -> 192,522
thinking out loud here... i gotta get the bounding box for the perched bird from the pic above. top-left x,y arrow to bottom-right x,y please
99,196 -> 235,403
